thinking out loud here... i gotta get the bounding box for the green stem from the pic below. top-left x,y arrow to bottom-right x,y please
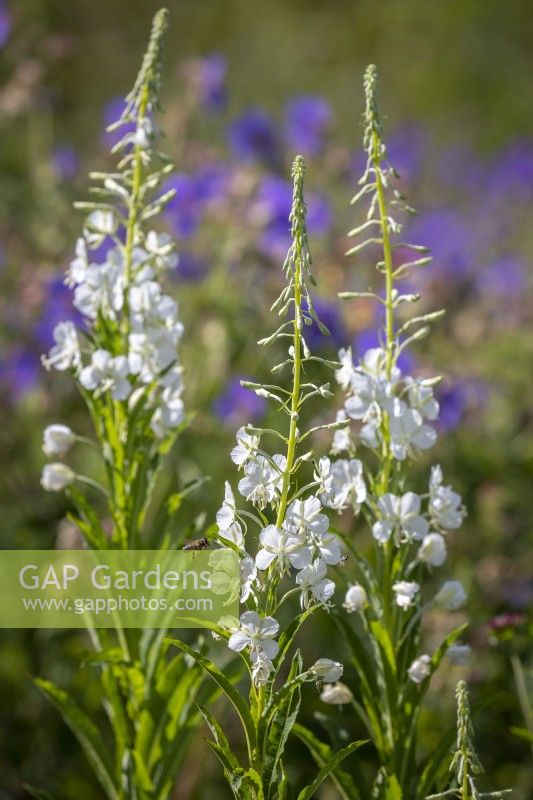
275,245 -> 302,530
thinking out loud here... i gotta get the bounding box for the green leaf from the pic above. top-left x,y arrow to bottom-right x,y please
165,637 -> 256,756
431,624 -> 469,672
371,767 -> 403,800
276,607 -> 317,668
333,614 -> 386,750
293,724 -> 364,800
263,653 -> 302,799
137,650 -> 205,798
230,768 -> 265,800
198,703 -> 241,772
34,678 -> 119,800
510,725 -> 533,744
296,739 -> 367,800
385,774 -> 403,800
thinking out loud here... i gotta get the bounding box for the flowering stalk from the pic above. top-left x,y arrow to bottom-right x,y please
36,11 -> 210,799
168,156 -> 366,799
305,65 -> 476,799
426,681 -> 511,800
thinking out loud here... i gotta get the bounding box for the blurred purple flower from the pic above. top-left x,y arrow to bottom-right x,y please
304,296 -> 346,351
285,96 -> 332,156
437,144 -> 486,192
163,164 -> 229,238
478,256 -> 527,298
406,209 -> 473,279
0,1 -> 11,48
487,139 -> 533,200
196,53 -> 227,111
387,124 -> 426,180
174,251 -> 209,282
228,109 -> 279,163
0,347 -> 40,398
436,379 -> 486,431
34,277 -> 84,349
213,377 -> 267,427
255,176 -> 331,260
52,144 -> 80,182
102,97 -> 135,149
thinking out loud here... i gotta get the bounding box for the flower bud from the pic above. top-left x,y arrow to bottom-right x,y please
311,658 -> 343,683
319,681 -> 353,705
41,463 -> 76,492
435,580 -> 467,611
43,424 -> 76,458
407,654 -> 431,684
343,584 -> 368,613
418,532 -> 447,567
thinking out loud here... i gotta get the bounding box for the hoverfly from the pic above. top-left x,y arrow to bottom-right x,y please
182,537 -> 210,551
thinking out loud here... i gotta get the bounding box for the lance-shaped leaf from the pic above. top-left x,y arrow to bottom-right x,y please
34,679 -> 119,800
296,739 -> 367,800
165,637 -> 256,756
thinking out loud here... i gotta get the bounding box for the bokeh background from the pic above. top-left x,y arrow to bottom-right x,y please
0,0 -> 532,798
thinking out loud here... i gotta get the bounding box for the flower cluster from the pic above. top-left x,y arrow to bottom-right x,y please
315,66 -> 474,797
216,156 -> 351,687
40,9 -> 185,500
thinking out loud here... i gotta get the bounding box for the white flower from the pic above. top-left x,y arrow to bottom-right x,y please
343,348 -> 397,422
42,321 -> 81,372
41,463 -> 75,492
343,584 -> 368,613
331,410 -> 354,455
407,654 -> 432,684
446,644 -> 471,666
387,398 -> 436,460
255,525 -> 312,572
320,681 -> 353,705
285,495 -> 329,539
372,492 -> 429,544
145,231 -> 177,269
345,371 -> 379,421
129,325 -> 183,384
228,611 -> 279,661
231,427 -> 260,467
216,482 -> 245,549
406,377 -> 439,421
83,209 -> 117,246
79,349 -> 132,401
43,424 -> 75,457
435,580 -> 467,610
66,237 -> 89,287
393,580 -> 420,610
296,559 -> 335,609
335,347 -> 357,390
150,386 -> 185,438
312,531 -> 344,566
237,454 -> 286,510
314,456 -> 333,496
240,557 -> 258,603
359,403 -> 381,449
73,258 -> 124,320
323,458 -> 367,514
250,649 -> 274,687
311,658 -> 343,683
429,466 -> 465,530
418,533 -> 447,567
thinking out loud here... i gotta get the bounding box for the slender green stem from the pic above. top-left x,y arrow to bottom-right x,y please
373,131 -> 395,381
275,244 -> 302,530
